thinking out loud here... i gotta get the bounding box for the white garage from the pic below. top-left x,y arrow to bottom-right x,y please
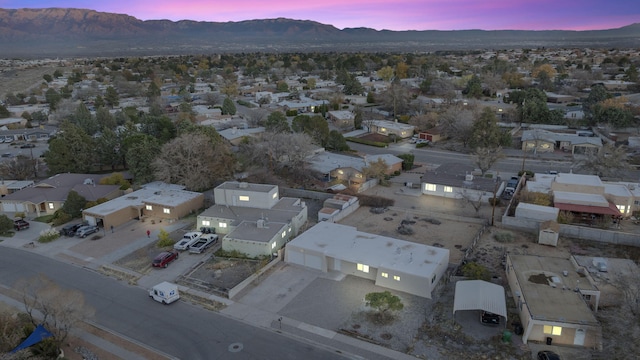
453,280 -> 507,321
1,202 -> 25,213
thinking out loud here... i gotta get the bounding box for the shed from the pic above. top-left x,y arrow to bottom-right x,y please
538,220 -> 560,246
453,280 -> 507,321
515,203 -> 559,222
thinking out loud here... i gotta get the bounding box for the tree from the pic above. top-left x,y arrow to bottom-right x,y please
70,103 -> 99,135
469,107 -> 503,149
458,189 -> 485,217
125,134 -> 161,185
0,104 -> 10,118
152,133 -> 233,191
573,144 -> 631,179
146,81 -> 161,99
276,80 -> 289,93
397,153 -> 414,170
45,88 -> 62,111
325,130 -> 349,151
221,97 -> 237,115
264,111 -> 291,133
99,172 -> 130,190
473,147 -> 504,175
583,84 -> 610,121
42,74 -> 53,83
16,275 -> 94,349
61,190 -> 87,218
464,74 -> 483,99
353,105 -> 364,129
0,155 -> 39,180
104,86 -> 119,107
365,291 -> 404,323
43,122 -> 95,175
96,106 -> 117,130
362,158 -> 389,186
377,66 -> 394,82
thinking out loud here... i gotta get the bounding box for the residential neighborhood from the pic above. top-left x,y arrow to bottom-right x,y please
1,46 -> 640,360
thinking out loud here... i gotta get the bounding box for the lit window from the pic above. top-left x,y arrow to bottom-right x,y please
424,183 -> 436,192
356,263 -> 369,273
393,275 -> 400,281
381,272 -> 388,278
163,208 -> 170,214
48,202 -> 54,209
145,205 -> 153,211
281,231 -> 286,238
444,186 -> 453,193
272,242 -> 276,249
202,220 -> 210,226
219,222 -> 227,228
239,196 -> 249,201
543,325 -> 562,336
338,170 -> 344,175
617,205 -> 626,213
355,173 -> 362,178
272,192 -> 278,199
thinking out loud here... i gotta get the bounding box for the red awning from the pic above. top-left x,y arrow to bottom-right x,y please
554,202 -> 621,216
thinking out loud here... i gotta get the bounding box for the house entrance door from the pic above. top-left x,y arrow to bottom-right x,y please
573,328 -> 585,346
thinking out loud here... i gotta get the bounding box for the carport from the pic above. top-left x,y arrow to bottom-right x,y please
453,280 -> 507,322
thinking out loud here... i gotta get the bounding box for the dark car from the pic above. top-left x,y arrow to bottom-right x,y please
152,251 -> 179,268
13,219 -> 30,231
75,225 -> 99,238
537,350 -> 561,360
480,311 -> 500,326
60,223 -> 86,237
20,143 -> 36,148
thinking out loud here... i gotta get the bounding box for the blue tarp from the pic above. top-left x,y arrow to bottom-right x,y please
10,324 -> 53,353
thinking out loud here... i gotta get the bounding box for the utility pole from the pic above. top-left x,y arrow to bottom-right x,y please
491,177 -> 500,226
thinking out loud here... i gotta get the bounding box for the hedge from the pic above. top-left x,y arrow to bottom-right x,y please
346,137 -> 387,148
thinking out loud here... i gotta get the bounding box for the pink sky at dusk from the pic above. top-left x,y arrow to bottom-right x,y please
2,0 -> 638,31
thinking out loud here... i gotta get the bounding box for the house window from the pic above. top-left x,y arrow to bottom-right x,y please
271,242 -> 276,249
444,186 -> 453,193
337,170 -> 344,175
219,222 -> 227,228
616,205 -> 626,213
431,274 -> 437,284
48,202 -> 54,210
145,205 -> 153,211
543,325 -> 562,336
393,275 -> 401,281
272,192 -> 278,199
356,263 -> 370,273
239,196 -> 249,201
355,173 -> 362,178
163,208 -> 170,214
424,183 -> 436,192
381,272 -> 388,278
281,231 -> 286,238
202,220 -> 210,226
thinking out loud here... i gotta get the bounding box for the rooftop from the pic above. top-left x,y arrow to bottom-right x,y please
509,254 -> 599,326
553,173 -> 603,187
307,152 -> 401,174
226,220 -> 288,243
216,181 -> 277,194
423,163 -> 500,193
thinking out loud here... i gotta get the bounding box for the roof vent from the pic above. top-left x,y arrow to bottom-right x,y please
83,178 -> 94,185
238,182 -> 249,188
465,174 -> 474,181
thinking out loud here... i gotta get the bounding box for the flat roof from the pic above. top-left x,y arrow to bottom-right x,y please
553,191 -> 608,207
216,181 -> 277,193
307,152 -> 401,174
423,163 -> 499,193
200,198 -> 304,225
554,173 -> 603,187
603,183 -> 633,197
288,222 -> 450,277
226,220 -> 287,242
509,255 -> 599,326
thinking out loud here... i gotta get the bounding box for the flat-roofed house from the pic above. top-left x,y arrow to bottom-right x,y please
505,254 -> 602,349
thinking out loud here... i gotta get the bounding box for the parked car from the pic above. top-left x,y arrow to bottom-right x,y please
76,225 -> 99,238
60,223 -> 86,237
152,251 -> 179,268
20,143 -> 36,148
173,231 -> 202,251
537,350 -> 560,360
1,153 -> 11,158
480,311 -> 500,326
13,219 -> 30,231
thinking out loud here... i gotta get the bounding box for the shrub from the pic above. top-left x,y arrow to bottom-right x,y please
38,228 -> 60,243
518,170 -> 535,178
461,262 -> 491,281
346,137 -> 387,148
356,194 -> 395,208
236,99 -> 254,108
51,210 -> 72,227
0,214 -> 14,234
494,232 -> 514,243
393,170 -> 401,176
155,229 -> 174,248
14,211 -> 26,219
557,210 -> 574,224
397,153 -> 414,170
416,142 -> 429,148
285,109 -> 298,116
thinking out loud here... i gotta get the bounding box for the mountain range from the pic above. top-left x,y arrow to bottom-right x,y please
1,8 -> 639,57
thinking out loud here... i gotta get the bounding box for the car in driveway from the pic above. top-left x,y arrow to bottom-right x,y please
20,143 -> 36,148
537,350 -> 560,360
13,219 -> 30,231
152,251 -> 179,268
480,311 -> 500,326
60,223 -> 86,237
75,225 -> 99,238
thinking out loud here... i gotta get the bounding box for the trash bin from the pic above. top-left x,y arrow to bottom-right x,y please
502,330 -> 512,343
546,337 -> 552,345
513,323 -> 523,335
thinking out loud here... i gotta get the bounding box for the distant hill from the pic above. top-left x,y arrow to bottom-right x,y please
1,8 -> 639,57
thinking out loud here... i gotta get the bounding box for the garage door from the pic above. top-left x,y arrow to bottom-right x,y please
2,203 -> 17,212
84,215 -> 96,226
285,248 -> 304,266
304,253 -> 323,271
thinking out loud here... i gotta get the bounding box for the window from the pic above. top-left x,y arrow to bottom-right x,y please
393,275 -> 401,281
272,192 -> 278,199
239,195 -> 250,201
48,202 -> 54,210
424,183 -> 436,192
543,325 -> 562,336
202,220 -> 210,226
281,231 -> 286,238
163,208 -> 170,214
219,222 -> 227,228
271,242 -> 276,249
431,274 -> 437,283
356,263 -> 369,273
145,205 -> 153,211
443,186 -> 453,193
381,272 -> 388,278
617,205 -> 626,214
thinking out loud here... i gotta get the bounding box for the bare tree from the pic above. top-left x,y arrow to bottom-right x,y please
244,108 -> 269,127
439,105 -> 476,146
153,133 -> 234,191
362,158 -> 389,186
16,275 -> 94,347
573,143 -> 631,179
240,132 -> 316,173
0,155 -> 40,180
458,189 -> 485,217
473,147 -> 504,175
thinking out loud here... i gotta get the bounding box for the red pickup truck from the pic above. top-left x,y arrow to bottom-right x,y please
13,219 -> 30,231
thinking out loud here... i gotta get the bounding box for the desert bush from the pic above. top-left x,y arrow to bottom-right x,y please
38,228 -> 60,243
14,211 -> 26,219
494,232 -> 514,243
346,137 -> 387,147
461,262 -> 491,281
557,210 -> 575,224
356,194 -> 395,208
155,229 -> 174,248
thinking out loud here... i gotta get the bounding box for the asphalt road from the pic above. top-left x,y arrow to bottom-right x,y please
0,247 -> 350,360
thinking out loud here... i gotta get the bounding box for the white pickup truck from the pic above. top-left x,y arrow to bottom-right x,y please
189,234 -> 218,254
173,231 -> 202,251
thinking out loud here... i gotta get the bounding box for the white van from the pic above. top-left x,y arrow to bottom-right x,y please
149,282 -> 180,304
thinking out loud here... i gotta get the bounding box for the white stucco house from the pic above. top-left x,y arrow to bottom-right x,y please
285,222 -> 450,299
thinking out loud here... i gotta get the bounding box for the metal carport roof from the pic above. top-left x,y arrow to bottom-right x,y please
453,280 -> 507,320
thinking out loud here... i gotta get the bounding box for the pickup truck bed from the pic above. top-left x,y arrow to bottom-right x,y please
189,234 -> 218,254
14,219 -> 30,231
